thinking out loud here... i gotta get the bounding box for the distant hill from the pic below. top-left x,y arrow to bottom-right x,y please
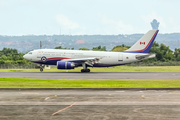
0,33 -> 180,52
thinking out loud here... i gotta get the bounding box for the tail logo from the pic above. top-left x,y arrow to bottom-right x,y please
140,42 -> 145,45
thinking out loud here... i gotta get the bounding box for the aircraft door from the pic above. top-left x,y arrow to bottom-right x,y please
37,51 -> 42,58
118,54 -> 123,61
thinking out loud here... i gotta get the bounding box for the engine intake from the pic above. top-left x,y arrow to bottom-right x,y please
57,61 -> 75,69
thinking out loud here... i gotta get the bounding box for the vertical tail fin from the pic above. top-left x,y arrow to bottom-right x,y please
124,30 -> 159,53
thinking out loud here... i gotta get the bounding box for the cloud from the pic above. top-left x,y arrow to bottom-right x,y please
56,14 -> 80,30
97,14 -> 133,34
169,17 -> 174,24
142,11 -> 166,29
0,1 -> 8,7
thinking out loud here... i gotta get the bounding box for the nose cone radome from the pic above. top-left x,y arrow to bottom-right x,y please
23,54 -> 26,59
23,54 -> 28,60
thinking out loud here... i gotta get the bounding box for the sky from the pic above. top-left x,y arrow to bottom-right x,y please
0,0 -> 179,35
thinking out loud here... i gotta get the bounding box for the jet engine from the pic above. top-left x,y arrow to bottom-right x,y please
57,61 -> 75,69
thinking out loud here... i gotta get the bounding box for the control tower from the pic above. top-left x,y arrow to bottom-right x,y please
151,19 -> 160,30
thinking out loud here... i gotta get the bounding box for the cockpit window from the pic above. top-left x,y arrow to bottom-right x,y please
29,52 -> 32,54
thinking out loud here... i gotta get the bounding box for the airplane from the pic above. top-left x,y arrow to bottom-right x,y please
23,30 -> 159,72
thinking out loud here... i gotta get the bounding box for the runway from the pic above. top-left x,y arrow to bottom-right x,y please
0,72 -> 180,79
0,90 -> 180,120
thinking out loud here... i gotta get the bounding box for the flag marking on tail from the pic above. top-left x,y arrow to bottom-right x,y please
140,42 -> 145,45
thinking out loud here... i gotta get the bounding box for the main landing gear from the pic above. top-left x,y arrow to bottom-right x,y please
81,69 -> 90,73
81,63 -> 90,73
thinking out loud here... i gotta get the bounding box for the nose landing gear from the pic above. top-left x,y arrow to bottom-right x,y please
40,64 -> 43,72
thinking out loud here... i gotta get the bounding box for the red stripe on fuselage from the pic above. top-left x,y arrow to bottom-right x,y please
47,57 -> 70,60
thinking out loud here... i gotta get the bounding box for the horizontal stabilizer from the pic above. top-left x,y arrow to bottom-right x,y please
136,54 -> 156,60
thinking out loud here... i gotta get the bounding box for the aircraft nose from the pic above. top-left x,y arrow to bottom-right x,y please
23,54 -> 28,60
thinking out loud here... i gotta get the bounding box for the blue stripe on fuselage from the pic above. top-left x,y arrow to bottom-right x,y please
35,59 -> 124,67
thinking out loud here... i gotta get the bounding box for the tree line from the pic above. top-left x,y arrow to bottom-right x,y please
0,48 -> 32,65
0,42 -> 180,65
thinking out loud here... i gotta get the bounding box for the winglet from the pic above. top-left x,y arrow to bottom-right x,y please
124,30 -> 159,53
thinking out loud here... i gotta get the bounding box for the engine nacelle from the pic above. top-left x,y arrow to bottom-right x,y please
57,61 -> 75,69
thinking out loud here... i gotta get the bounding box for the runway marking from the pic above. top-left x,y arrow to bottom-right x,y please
45,97 -> 50,100
142,95 -> 151,99
18,94 -> 57,101
45,95 -> 57,100
141,95 -> 164,100
52,102 -> 76,116
142,95 -> 145,98
21,93 -> 39,94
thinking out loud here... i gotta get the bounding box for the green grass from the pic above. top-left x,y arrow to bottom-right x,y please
0,78 -> 180,88
0,66 -> 180,72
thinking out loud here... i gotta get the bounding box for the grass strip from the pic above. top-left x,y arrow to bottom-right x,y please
1,66 -> 180,72
0,78 -> 180,88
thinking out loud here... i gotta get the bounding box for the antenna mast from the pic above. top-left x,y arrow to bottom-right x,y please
40,41 -> 42,49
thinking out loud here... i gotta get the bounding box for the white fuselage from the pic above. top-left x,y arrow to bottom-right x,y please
24,49 -> 146,67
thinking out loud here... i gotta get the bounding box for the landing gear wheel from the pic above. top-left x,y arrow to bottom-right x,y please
40,68 -> 43,72
81,69 -> 85,73
81,69 -> 90,73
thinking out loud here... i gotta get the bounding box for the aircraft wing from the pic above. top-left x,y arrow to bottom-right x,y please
136,54 -> 156,60
61,57 -> 100,66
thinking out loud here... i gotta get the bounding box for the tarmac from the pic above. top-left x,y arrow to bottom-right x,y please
1,72 -> 180,119
0,90 -> 180,120
1,72 -> 180,79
